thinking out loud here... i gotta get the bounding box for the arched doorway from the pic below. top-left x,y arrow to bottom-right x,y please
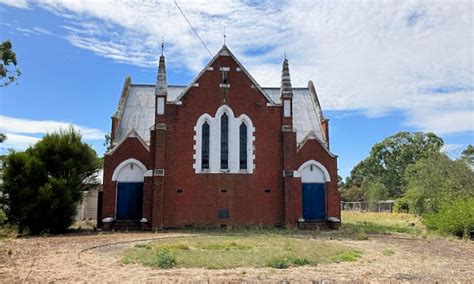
112,159 -> 146,220
297,160 -> 331,220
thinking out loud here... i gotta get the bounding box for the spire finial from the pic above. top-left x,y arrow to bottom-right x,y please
156,49 -> 167,96
223,26 -> 226,45
280,57 -> 293,99
161,36 -> 164,56
284,52 -> 287,60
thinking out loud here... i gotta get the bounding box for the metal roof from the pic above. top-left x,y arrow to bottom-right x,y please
113,84 -> 327,147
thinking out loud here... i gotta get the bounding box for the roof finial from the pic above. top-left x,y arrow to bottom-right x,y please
284,52 -> 287,60
223,26 -> 226,45
161,36 -> 164,56
280,57 -> 293,99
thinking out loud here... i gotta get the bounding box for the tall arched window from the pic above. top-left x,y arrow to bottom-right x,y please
221,113 -> 229,169
239,122 -> 247,170
201,121 -> 210,169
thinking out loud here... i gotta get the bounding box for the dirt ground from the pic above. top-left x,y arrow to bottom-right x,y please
0,231 -> 473,283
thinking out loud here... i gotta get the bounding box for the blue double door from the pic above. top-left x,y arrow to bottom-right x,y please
116,182 -> 143,220
302,183 -> 326,220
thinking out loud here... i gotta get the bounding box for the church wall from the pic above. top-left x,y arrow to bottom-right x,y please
161,55 -> 285,227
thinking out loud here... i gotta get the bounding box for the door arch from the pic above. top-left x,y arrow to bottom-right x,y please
112,159 -> 146,220
297,160 -> 331,220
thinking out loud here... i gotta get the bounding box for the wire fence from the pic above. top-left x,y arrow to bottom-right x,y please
341,200 -> 395,212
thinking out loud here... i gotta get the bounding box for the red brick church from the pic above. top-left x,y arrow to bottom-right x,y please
101,45 -> 340,230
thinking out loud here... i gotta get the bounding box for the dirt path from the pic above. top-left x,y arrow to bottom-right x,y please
0,232 -> 472,282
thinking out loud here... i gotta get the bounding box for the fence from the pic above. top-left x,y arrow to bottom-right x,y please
341,200 -> 395,212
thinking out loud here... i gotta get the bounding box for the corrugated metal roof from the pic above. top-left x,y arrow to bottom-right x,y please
113,84 -> 326,146
264,88 -> 326,145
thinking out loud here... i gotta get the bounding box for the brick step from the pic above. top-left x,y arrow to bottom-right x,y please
112,221 -> 142,231
298,220 -> 340,230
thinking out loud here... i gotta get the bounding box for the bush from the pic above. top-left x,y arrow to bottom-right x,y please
2,128 -> 100,234
291,257 -> 311,266
423,198 -> 474,238
394,197 -> 410,213
151,250 -> 176,268
267,258 -> 289,269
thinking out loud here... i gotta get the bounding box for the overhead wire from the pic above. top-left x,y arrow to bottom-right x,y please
174,0 -> 213,58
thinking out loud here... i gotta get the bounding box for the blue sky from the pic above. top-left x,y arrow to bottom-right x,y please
0,0 -> 473,178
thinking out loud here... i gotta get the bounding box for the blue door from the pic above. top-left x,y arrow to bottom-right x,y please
116,182 -> 143,220
302,183 -> 326,220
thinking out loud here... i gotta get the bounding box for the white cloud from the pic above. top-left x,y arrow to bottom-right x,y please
0,0 -> 28,9
0,133 -> 39,152
5,0 -> 474,135
0,116 -> 106,147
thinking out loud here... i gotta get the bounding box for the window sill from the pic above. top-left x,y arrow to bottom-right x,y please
219,84 -> 230,88
195,170 -> 252,175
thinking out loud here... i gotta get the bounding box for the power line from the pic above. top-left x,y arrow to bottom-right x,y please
174,0 -> 213,57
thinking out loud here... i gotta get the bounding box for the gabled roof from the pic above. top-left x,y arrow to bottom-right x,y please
174,45 -> 275,105
111,83 -> 328,148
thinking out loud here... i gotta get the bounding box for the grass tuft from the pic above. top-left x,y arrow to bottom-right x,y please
383,249 -> 395,256
150,250 -> 176,268
330,250 -> 362,263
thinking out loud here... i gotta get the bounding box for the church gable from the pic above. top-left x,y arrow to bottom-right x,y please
175,45 -> 275,105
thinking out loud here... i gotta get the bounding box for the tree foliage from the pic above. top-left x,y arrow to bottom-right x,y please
0,133 -> 5,143
460,144 -> 474,169
345,132 -> 444,198
404,152 -> 474,215
0,40 -> 21,87
423,197 -> 474,239
2,128 -> 100,234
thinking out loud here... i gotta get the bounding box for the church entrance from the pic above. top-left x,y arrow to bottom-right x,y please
116,182 -> 143,220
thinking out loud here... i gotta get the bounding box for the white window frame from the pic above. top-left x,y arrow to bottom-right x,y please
193,105 -> 255,174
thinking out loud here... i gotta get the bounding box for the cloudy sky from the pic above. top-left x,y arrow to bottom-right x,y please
0,0 -> 472,177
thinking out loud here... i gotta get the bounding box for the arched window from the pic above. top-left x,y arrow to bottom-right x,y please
201,121 -> 210,170
221,113 -> 229,169
194,106 -> 255,174
239,122 -> 247,170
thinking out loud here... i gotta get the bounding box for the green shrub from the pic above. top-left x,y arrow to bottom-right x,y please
423,198 -> 474,238
267,258 -> 289,269
394,197 -> 410,213
2,128 -> 100,234
150,250 -> 176,268
291,257 -> 311,266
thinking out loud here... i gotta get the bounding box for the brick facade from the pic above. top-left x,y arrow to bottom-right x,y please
102,46 -> 340,229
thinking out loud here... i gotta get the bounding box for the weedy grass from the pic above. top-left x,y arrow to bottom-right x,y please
122,235 -> 361,269
340,211 -> 426,236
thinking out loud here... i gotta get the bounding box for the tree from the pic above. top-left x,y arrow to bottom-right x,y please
340,186 -> 365,202
0,133 -> 5,143
345,132 -> 444,198
460,144 -> 474,169
2,127 -> 100,234
404,152 -> 474,215
0,40 -> 21,87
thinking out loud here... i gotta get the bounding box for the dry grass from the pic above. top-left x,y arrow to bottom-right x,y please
341,211 -> 427,236
122,235 -> 361,269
